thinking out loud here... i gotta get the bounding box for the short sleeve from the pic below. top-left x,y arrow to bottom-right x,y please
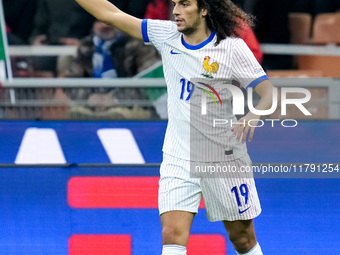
141,19 -> 177,51
231,39 -> 268,89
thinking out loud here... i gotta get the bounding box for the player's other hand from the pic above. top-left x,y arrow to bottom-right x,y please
231,112 -> 260,144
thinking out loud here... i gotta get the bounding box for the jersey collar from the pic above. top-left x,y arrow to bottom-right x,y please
181,31 -> 216,50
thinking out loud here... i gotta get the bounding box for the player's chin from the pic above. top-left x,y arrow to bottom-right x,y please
177,24 -> 189,31
176,26 -> 185,32
178,26 -> 196,36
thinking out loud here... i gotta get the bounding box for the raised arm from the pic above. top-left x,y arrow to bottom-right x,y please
74,0 -> 143,40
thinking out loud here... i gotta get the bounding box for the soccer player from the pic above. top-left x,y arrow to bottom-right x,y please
74,0 -> 275,254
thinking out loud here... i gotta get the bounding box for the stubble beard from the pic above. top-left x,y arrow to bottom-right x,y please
179,26 -> 197,36
177,18 -> 201,37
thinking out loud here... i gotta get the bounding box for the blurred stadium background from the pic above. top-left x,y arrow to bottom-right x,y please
0,0 -> 340,254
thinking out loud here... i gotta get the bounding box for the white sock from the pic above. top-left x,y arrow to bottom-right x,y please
161,244 -> 187,255
236,243 -> 263,255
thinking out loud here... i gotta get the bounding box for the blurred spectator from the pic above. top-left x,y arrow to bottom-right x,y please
4,23 -> 35,78
59,0 -> 152,81
58,21 -> 159,120
60,22 -> 129,78
29,0 -> 78,77
3,0 -> 37,45
30,0 -> 78,45
124,39 -> 161,77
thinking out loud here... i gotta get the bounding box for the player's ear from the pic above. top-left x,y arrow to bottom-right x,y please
201,8 -> 208,17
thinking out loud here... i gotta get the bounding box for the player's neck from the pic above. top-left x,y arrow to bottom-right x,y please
182,26 -> 211,46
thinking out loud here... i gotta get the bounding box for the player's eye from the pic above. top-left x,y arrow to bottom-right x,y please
181,1 -> 189,7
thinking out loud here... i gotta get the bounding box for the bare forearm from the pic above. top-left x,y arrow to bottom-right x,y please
232,79 -> 277,142
254,87 -> 274,113
75,0 -> 118,23
249,79 -> 277,118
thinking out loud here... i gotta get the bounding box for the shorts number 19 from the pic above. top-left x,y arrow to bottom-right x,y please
231,184 -> 249,207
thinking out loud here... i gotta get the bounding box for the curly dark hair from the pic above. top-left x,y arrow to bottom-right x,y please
197,0 -> 254,45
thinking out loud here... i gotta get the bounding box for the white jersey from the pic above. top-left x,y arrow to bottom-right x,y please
142,19 -> 268,162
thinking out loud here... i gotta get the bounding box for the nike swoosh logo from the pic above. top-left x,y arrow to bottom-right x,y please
239,206 -> 251,214
170,49 -> 181,55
